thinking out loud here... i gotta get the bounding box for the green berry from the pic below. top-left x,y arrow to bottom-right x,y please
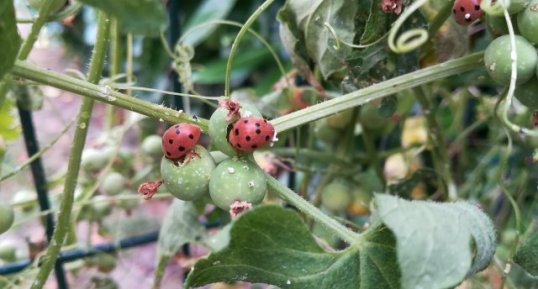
141,135 -> 163,158
161,145 -> 216,201
11,189 -> 36,212
484,35 -> 537,85
326,109 -> 354,129
0,204 -> 14,235
320,178 -> 352,212
481,0 -> 528,16
209,102 -> 261,156
89,195 -> 112,220
81,147 -> 114,172
359,103 -> 390,130
517,0 -> 538,44
313,118 -> 340,144
209,158 -> 267,210
0,241 -> 17,262
116,190 -> 139,210
515,77 -> 538,109
485,15 -> 509,36
100,172 -> 126,195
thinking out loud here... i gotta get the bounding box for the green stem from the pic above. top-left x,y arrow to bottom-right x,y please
17,0 -> 57,60
11,61 -> 208,131
266,175 -> 359,244
271,52 -> 484,133
105,18 -> 121,131
414,86 -> 456,200
152,255 -> 170,289
360,128 -> 386,189
30,13 -> 111,289
224,0 -> 274,97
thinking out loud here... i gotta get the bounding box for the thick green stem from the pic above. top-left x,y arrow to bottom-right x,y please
17,0 -> 57,60
105,18 -> 122,131
271,52 -> 484,133
266,176 -> 359,244
30,13 -> 110,289
224,0 -> 274,97
414,86 -> 456,200
11,62 -> 208,131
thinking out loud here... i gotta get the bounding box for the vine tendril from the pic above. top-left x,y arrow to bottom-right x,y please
388,0 -> 429,53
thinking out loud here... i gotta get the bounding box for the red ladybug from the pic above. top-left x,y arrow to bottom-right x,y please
229,117 -> 275,153
161,123 -> 201,160
452,0 -> 483,26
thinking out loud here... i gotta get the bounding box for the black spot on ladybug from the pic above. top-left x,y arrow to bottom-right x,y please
453,8 -> 456,13
244,120 -> 248,124
166,152 -> 171,156
255,123 -> 260,127
175,125 -> 179,128
460,6 -> 465,11
168,139 -> 173,144
256,129 -> 261,134
189,134 -> 194,139
237,144 -> 242,148
179,146 -> 185,151
263,119 -> 267,123
251,145 -> 257,149
235,129 -> 239,136
465,17 -> 472,22
265,135 -> 270,141
246,136 -> 251,141
474,4 -> 480,10
176,129 -> 180,135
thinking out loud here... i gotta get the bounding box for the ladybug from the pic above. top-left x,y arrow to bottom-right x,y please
533,111 -> 538,127
228,117 -> 275,153
452,0 -> 483,26
161,123 -> 201,161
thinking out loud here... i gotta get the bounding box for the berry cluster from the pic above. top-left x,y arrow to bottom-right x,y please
144,100 -> 276,217
453,0 -> 538,111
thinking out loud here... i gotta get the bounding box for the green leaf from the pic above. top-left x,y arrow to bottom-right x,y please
278,0 -> 358,79
191,48 -> 271,84
514,231 -> 538,277
0,97 -> 21,141
158,200 -> 207,256
78,0 -> 166,36
0,0 -> 21,80
182,0 -> 238,47
360,0 -> 393,45
374,194 -> 496,289
185,205 -> 401,289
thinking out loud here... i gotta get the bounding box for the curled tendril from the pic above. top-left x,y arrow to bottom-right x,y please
498,0 -> 538,137
323,22 -> 388,50
388,0 -> 429,53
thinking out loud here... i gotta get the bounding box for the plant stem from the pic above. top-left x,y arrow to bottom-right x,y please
224,0 -> 274,97
30,12 -> 111,289
271,52 -> 484,133
414,86 -> 456,200
11,61 -> 208,131
105,18 -> 121,131
266,176 -> 359,244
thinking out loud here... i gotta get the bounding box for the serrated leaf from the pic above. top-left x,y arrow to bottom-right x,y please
182,0 -> 238,47
158,200 -> 207,256
0,0 -> 21,80
78,0 -> 166,36
185,205 -> 401,289
514,231 -> 538,277
374,194 -> 496,289
278,0 -> 358,79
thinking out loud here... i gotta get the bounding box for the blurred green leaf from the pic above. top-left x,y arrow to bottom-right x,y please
191,48 -> 271,84
185,205 -> 401,289
158,200 -> 207,256
374,194 -> 496,289
278,0 -> 358,79
182,0 -> 238,47
78,0 -> 166,36
514,231 -> 538,277
0,97 -> 21,141
360,0 -> 394,44
0,0 -> 21,80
